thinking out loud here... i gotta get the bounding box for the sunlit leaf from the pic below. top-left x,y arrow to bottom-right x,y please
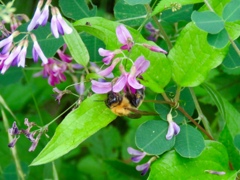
114,0 -> 147,26
175,124 -> 205,158
149,141 -> 238,179
59,0 -> 97,20
31,94 -> 116,166
63,20 -> 89,67
191,11 -> 224,34
152,0 -> 203,15
168,22 -> 228,87
222,0 -> 240,22
135,120 -> 175,155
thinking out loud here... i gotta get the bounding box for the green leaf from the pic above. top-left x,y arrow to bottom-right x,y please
207,28 -> 229,49
114,0 -> 147,26
0,67 -> 23,86
124,0 -> 150,5
175,124 -> 205,158
149,141 -> 238,179
135,120 -> 175,155
30,94 -> 116,166
16,23 -> 64,59
59,0 -> 97,20
63,20 -> 89,67
152,0 -> 203,15
233,134 -> 240,151
168,22 -> 228,87
155,86 -> 195,124
222,0 -> 240,22
202,83 -> 240,169
222,41 -> 240,69
73,17 -> 171,93
191,11 -> 224,34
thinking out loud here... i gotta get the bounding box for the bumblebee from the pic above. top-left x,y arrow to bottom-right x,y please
105,88 -> 146,118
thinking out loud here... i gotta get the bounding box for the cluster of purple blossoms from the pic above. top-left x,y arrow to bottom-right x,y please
8,118 -> 45,152
145,22 -> 161,42
91,24 -> 168,94
127,147 -> 157,175
0,0 -> 72,74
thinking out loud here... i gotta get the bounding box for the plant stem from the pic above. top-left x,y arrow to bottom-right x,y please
174,85 -> 181,104
1,108 -> 25,180
145,4 -> 173,50
189,87 -> 213,137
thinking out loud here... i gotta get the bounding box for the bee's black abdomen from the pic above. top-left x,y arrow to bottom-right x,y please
125,88 -> 144,108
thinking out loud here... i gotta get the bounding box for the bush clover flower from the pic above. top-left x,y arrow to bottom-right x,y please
98,48 -> 121,65
51,7 -> 72,38
37,0 -> 51,26
91,56 -> 149,94
136,161 -> 151,176
27,0 -> 44,31
97,58 -> 121,77
17,40 -> 28,67
116,24 -> 134,51
0,31 -> 19,54
142,43 -> 168,54
57,44 -> 72,63
31,33 -> 48,64
127,147 -> 147,163
145,22 -> 160,42
166,113 -> 180,140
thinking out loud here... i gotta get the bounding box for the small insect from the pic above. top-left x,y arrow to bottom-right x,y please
105,88 -> 155,118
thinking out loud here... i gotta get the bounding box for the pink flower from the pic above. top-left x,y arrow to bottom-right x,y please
116,24 -> 134,51
57,44 -> 72,63
97,58 -> 121,77
98,48 -> 121,65
143,44 -> 167,54
91,56 -> 150,94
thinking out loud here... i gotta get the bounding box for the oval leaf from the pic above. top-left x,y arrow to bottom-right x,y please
149,141 -> 238,179
63,20 -> 89,67
124,0 -> 150,5
135,120 -> 175,155
222,41 -> 240,69
222,0 -> 240,22
175,124 -> 205,158
207,28 -> 229,49
191,11 -> 224,34
234,134 -> 240,151
168,22 -> 228,87
30,94 -> 116,166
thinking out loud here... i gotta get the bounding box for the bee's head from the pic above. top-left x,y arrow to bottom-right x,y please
105,91 -> 123,108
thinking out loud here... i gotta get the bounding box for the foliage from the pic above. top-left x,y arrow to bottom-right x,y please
0,0 -> 240,179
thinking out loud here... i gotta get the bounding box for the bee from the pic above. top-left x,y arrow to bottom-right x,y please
105,88 -> 155,118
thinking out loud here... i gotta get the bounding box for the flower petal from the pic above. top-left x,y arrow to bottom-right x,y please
116,24 -> 133,45
134,56 -> 150,76
113,73 -> 128,92
91,80 -> 112,94
136,162 -> 150,175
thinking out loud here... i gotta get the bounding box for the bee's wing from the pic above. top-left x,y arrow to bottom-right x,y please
125,107 -> 158,119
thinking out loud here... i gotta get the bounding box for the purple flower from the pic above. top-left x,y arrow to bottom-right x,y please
0,31 -> 19,54
17,40 -> 28,67
75,75 -> 85,95
97,58 -> 121,77
8,137 -> 19,148
127,147 -> 147,163
51,7 -> 72,38
42,58 -> 67,86
91,56 -> 149,94
27,0 -> 43,31
57,48 -> 72,63
31,33 -> 48,64
116,24 -> 134,51
143,44 -> 167,54
37,0 -> 51,26
166,113 -> 180,140
145,22 -> 160,42
28,134 -> 40,152
98,48 -> 121,65
8,122 -> 21,135
136,161 -> 150,176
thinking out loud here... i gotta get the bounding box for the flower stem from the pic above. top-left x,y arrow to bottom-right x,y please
189,87 -> 213,137
1,108 -> 25,180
